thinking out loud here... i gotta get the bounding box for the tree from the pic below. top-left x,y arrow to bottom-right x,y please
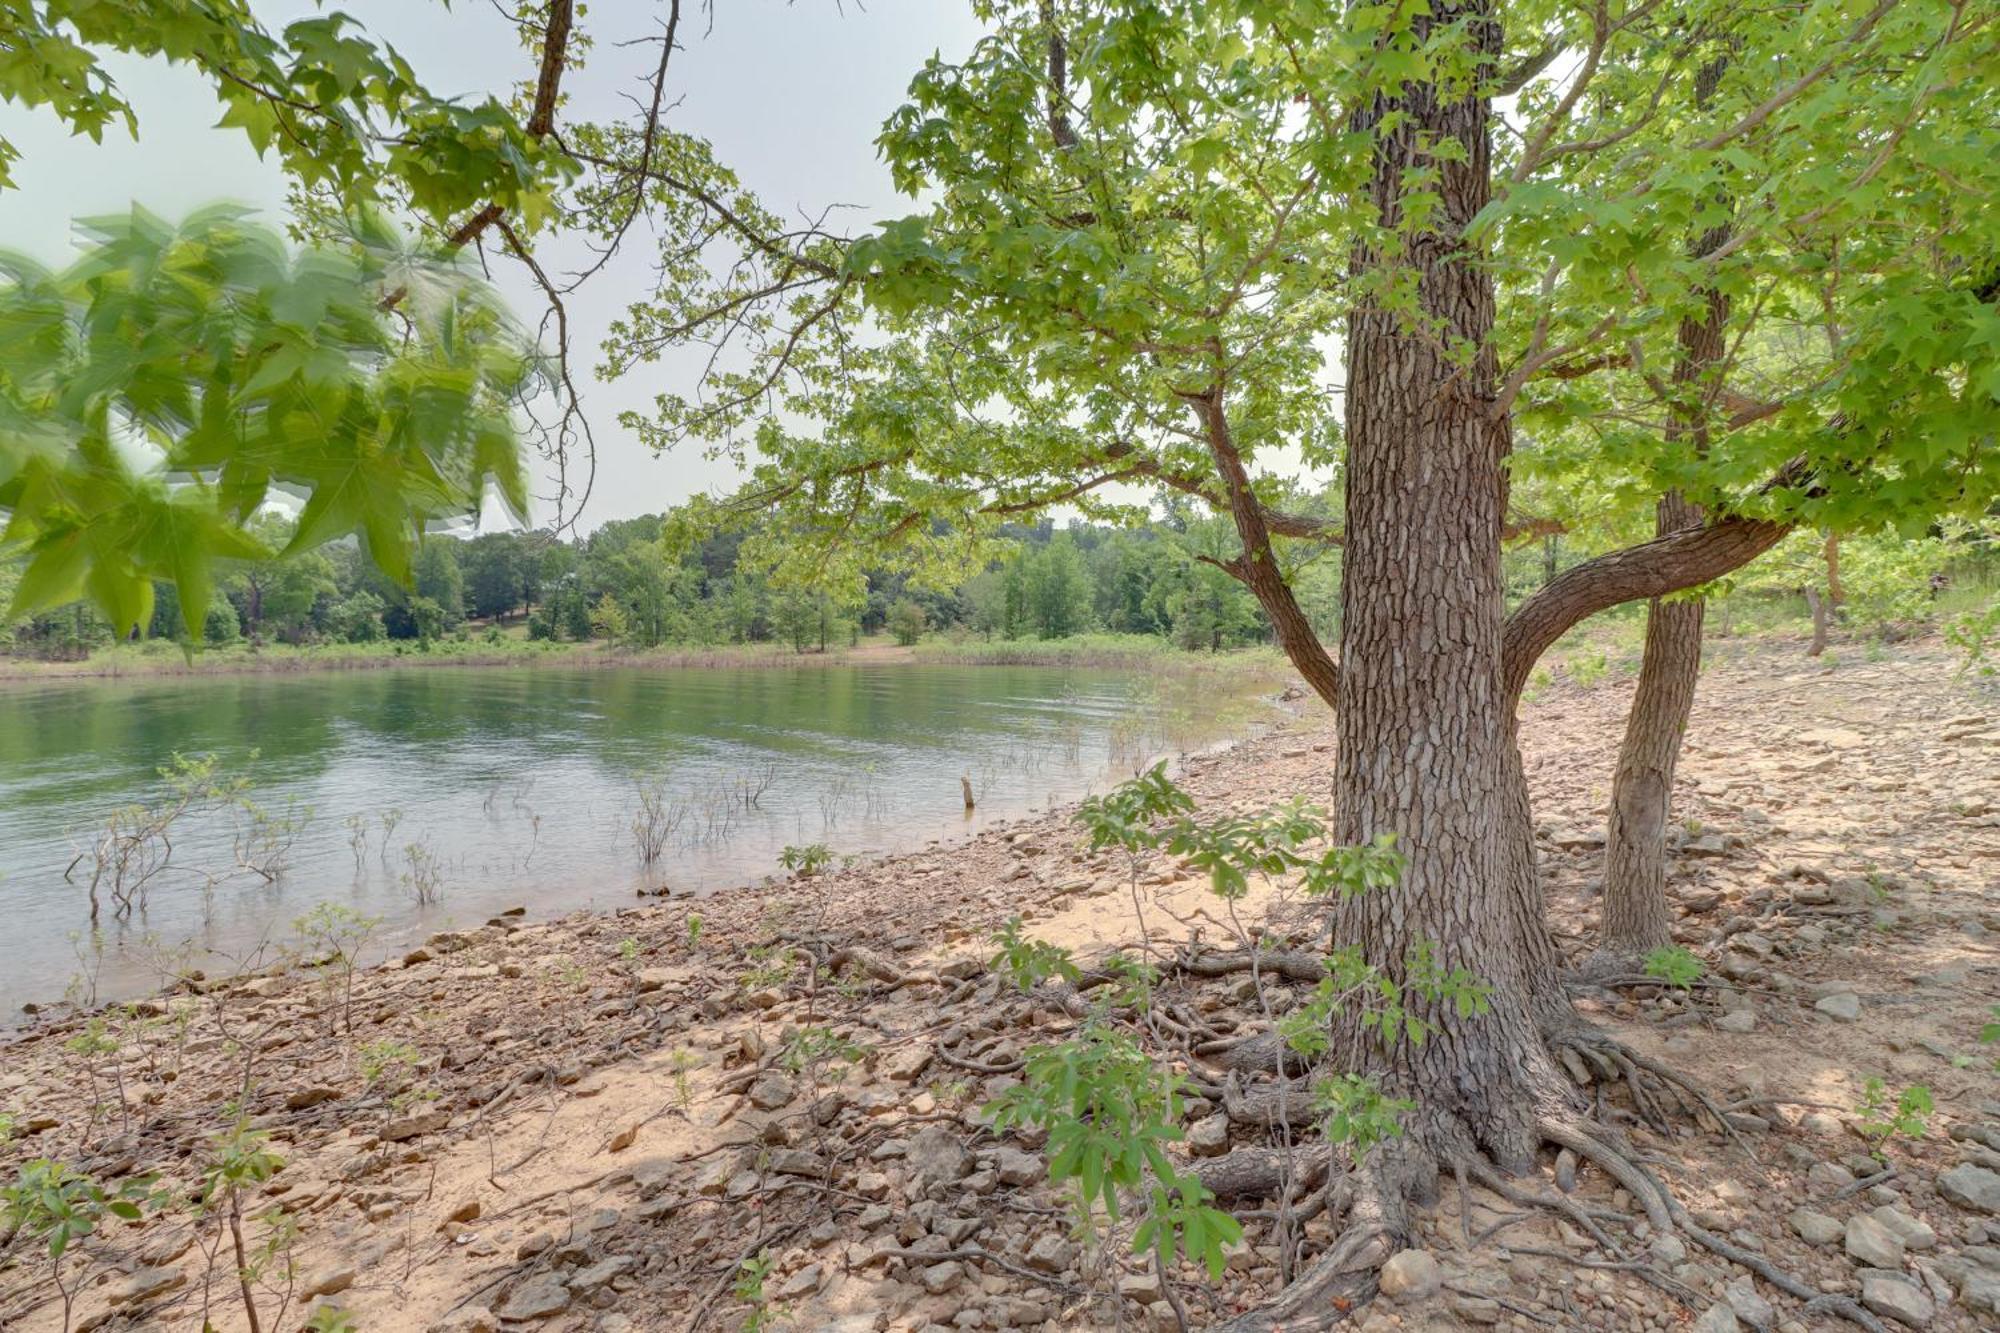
0,0 -> 605,635
887,597 -> 927,646
612,1 -> 2000,1314
462,532 -> 532,622
1021,533 -> 1091,638
412,540 -> 466,630
1595,55 -> 1736,968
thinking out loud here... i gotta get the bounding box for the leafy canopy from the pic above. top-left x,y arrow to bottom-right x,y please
0,206 -> 535,637
616,0 -> 1999,600
0,1 -> 572,227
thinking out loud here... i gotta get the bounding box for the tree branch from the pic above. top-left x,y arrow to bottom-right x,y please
1501,496 -> 1795,706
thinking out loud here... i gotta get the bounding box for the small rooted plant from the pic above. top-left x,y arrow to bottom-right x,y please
778,842 -> 833,877
987,1023 -> 1243,1279
991,914 -> 1081,991
196,1117 -> 286,1333
292,904 -> 380,1035
64,1017 -> 129,1140
631,779 -> 685,868
400,839 -> 446,904
733,1251 -> 777,1332
2,1159 -> 159,1331
358,1039 -> 421,1090
1856,1077 -> 1932,1151
1643,945 -> 1705,989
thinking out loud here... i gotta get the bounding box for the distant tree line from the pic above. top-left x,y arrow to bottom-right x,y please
0,506 -> 1340,659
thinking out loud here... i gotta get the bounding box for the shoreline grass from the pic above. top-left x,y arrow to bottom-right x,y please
0,631 -> 1302,685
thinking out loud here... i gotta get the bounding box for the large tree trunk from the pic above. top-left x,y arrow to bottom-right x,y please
1328,0 -> 1568,1181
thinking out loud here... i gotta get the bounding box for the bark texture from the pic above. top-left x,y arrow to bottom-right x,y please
1597,124 -> 1733,962
1328,0 -> 1566,1180
1597,494 -> 1706,960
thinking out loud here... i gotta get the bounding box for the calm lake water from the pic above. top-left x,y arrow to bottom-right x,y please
0,662 -> 1269,1014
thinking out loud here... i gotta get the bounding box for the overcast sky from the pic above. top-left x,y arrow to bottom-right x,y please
0,0 -> 989,532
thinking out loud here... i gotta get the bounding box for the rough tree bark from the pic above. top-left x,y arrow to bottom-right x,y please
1213,8 -> 1580,1325
1595,72 -> 1733,965
1328,0 -> 1572,1165
1596,497 -> 1706,962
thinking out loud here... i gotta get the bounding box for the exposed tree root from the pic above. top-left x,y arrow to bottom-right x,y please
1199,1027 -> 1891,1333
1545,1025 -> 1750,1155
1192,1145 -> 1332,1202
1208,1147 -> 1404,1333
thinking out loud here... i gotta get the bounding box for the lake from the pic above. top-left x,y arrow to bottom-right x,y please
0,662 -> 1273,1014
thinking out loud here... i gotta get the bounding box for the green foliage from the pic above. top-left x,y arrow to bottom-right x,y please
306,1306 -> 360,1333
886,596 -> 927,646
778,843 -> 832,877
1314,1074 -> 1416,1161
779,1027 -> 866,1080
1,1158 -> 157,1260
0,208 -> 535,640
0,2 -> 569,220
733,1252 -> 777,1332
358,1039 -> 420,1089
991,915 -> 1081,992
987,1025 -> 1184,1224
987,1024 -> 1242,1278
1855,1078 -> 1933,1148
1643,946 -> 1705,989
1075,761 -> 1197,854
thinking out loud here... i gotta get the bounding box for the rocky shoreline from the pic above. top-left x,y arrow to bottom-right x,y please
2,642 -> 1997,1332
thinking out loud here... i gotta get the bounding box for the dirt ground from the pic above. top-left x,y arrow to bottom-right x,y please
2,635 -> 1996,1333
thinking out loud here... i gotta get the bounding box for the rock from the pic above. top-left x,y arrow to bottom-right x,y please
1716,1008 -> 1758,1033
286,1085 -> 341,1110
1117,1271 -> 1163,1303
1860,1273 -> 1934,1327
770,1148 -> 826,1177
1378,1249 -> 1441,1302
110,1266 -> 186,1307
881,1045 -> 932,1083
1723,1276 -> 1773,1328
775,1264 -> 824,1299
1187,1113 -> 1231,1158
571,1256 -> 635,1293
1809,1161 -> 1858,1194
1789,1208 -> 1844,1246
1692,1304 -> 1741,1333
379,1108 -> 449,1142
635,967 -> 675,993
432,1308 -> 499,1333
1872,1206 -> 1937,1251
917,1260 -> 965,1294
904,1125 -> 970,1189
302,1267 -> 356,1298
1846,1213 -> 1907,1269
747,1072 -> 796,1110
1025,1235 -> 1078,1273
606,1123 -> 641,1153
497,1277 -> 571,1321
1449,1294 -> 1503,1325
992,1147 -> 1041,1186
1940,1164 -> 2000,1214
1815,992 -> 1862,1022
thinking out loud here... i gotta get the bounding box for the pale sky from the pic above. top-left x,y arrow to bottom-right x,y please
0,0 -> 988,531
